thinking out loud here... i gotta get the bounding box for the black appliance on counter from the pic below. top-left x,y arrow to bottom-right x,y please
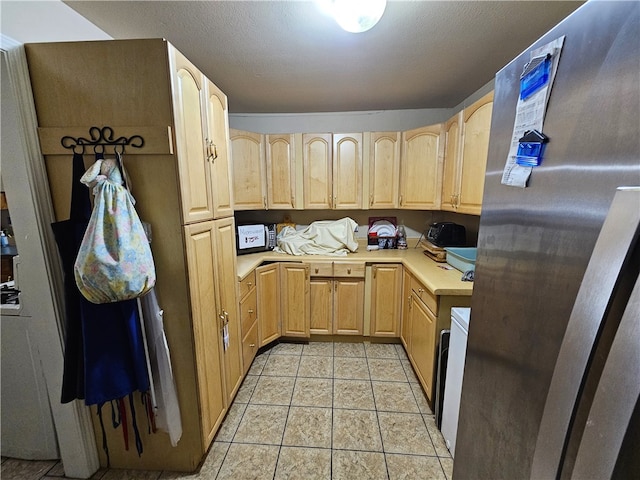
426,222 -> 466,247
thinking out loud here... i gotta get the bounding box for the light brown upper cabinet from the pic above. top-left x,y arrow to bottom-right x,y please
302,133 -> 363,209
399,124 -> 444,210
265,134 -> 299,209
367,131 -> 401,209
333,133 -> 363,209
441,112 -> 463,212
171,48 -> 214,224
205,79 -> 234,219
302,133 -> 333,209
229,128 -> 266,210
458,91 -> 493,215
442,91 -> 494,215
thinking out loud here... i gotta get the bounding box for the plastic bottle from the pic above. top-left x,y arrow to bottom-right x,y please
397,224 -> 407,249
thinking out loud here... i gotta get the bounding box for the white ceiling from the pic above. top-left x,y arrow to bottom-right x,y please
63,1 -> 584,114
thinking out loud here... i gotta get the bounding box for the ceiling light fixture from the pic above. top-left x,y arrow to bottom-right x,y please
316,0 -> 387,33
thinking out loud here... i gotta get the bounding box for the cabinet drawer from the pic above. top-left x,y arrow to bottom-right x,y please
333,262 -> 365,278
307,261 -> 333,277
411,277 -> 438,315
239,270 -> 256,299
240,288 -> 257,337
242,321 -> 259,375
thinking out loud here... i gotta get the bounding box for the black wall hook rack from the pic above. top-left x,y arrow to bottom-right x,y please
60,126 -> 144,154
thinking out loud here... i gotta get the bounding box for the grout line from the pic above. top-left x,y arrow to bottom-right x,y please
330,341 -> 334,479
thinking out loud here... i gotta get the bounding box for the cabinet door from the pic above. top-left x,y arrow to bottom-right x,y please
212,217 -> 243,400
281,263 -> 310,338
370,264 -> 403,337
441,112 -> 463,212
399,124 -> 444,210
205,79 -> 233,219
369,131 -> 400,209
184,222 -> 226,447
310,278 -> 333,335
410,295 -> 436,401
266,134 -> 296,209
303,133 -> 332,209
458,91 -> 493,215
333,133 -> 363,209
334,278 -> 364,335
230,129 -> 266,210
401,269 -> 413,351
171,48 -> 213,224
256,263 -> 281,346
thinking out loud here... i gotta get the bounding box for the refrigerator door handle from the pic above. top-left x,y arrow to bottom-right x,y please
571,270 -> 640,479
530,187 -> 640,480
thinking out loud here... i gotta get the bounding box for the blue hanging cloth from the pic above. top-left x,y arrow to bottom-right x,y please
80,298 -> 149,405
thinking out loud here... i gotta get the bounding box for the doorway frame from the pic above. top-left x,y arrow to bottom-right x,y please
1,34 -> 99,479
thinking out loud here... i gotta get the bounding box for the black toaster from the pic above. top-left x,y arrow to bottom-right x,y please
426,222 -> 466,247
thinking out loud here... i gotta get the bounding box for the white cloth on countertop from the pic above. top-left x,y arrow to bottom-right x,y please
274,217 -> 359,256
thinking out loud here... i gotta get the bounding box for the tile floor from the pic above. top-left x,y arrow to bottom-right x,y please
1,341 -> 453,480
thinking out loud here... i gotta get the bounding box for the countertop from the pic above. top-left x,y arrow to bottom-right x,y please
236,240 -> 473,297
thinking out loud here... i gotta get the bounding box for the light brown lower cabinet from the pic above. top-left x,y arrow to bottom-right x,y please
255,262 -> 311,347
256,263 -> 281,346
281,263 -> 311,337
310,277 -> 333,334
212,218 -> 243,401
369,263 -> 403,337
401,272 -> 471,405
239,270 -> 258,374
409,292 -> 437,400
185,218 -> 242,448
400,268 -> 413,350
333,278 -> 365,335
308,261 -> 365,336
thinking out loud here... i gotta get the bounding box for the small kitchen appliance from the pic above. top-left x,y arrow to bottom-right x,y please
235,223 -> 277,255
426,222 -> 466,247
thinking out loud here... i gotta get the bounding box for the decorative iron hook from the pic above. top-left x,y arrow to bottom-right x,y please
61,126 -> 145,153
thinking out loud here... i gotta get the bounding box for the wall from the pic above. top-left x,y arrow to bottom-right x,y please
229,108 -> 453,133
228,80 -> 494,133
235,209 -> 480,247
1,1 -> 111,476
0,1 -> 110,43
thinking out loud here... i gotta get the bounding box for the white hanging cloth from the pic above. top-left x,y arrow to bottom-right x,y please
139,288 -> 183,447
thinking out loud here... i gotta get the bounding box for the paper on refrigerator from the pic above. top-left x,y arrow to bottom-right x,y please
501,36 -> 565,187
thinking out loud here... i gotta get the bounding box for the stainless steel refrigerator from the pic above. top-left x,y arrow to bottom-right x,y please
455,2 -> 640,479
